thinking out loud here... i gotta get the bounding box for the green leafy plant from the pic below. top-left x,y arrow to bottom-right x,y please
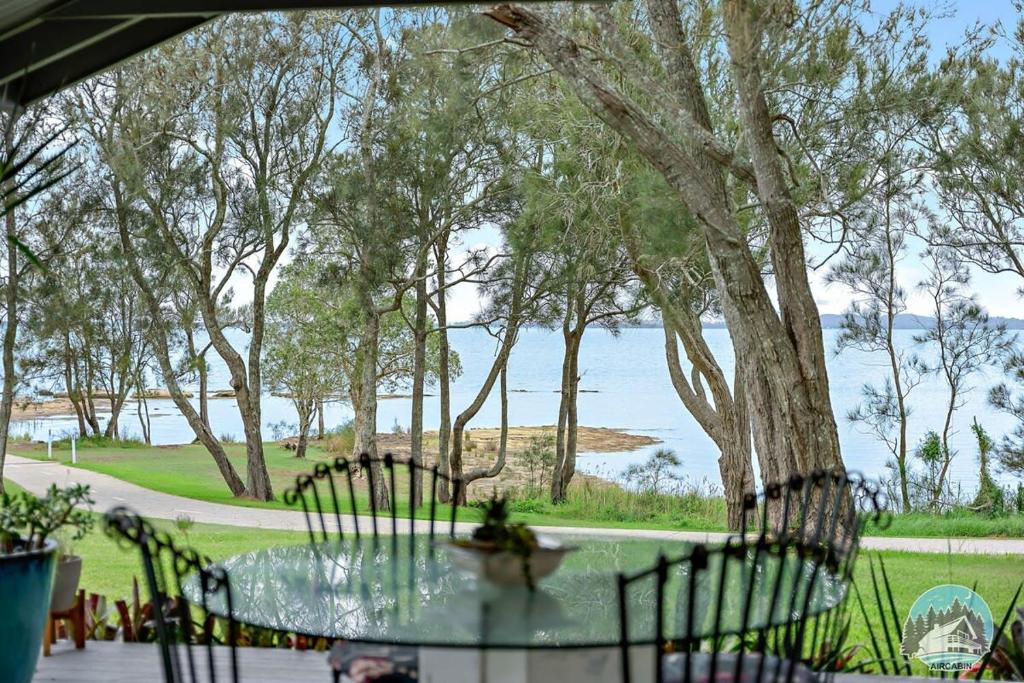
0,483 -> 94,553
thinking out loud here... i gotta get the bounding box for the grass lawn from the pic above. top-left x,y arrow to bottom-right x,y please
12,439 -> 1024,538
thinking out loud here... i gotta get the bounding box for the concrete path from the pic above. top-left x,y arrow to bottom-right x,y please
6,455 -> 1024,554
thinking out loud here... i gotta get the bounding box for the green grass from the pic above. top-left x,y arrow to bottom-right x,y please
11,440 -> 1024,537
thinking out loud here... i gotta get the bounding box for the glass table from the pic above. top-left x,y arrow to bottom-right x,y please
183,534 -> 847,650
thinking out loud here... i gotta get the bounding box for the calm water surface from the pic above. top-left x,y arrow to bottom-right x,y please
14,327 -> 1021,492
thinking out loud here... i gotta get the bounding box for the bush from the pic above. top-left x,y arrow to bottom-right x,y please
516,435 -> 555,494
219,433 -> 239,444
53,433 -> 145,450
622,449 -> 683,495
269,421 -> 296,441
322,420 -> 355,456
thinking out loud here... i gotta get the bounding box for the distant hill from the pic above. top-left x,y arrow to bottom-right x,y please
625,314 -> 1024,330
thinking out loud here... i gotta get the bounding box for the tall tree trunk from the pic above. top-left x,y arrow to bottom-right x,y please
295,399 -> 312,459
198,355 -> 210,434
355,304 -> 390,511
551,323 -> 572,501
135,379 -> 152,446
551,330 -> 581,503
409,256 -> 428,508
83,353 -> 100,435
115,194 -> 247,496
316,397 -> 325,439
434,237 -> 453,501
450,258 -> 527,504
563,332 -> 581,495
624,221 -> 757,529
64,342 -> 87,437
0,123 -> 18,494
487,4 -> 847,499
462,364 -> 510,488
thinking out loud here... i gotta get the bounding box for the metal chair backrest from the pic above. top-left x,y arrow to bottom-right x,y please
105,506 -> 239,683
617,470 -> 887,683
283,452 -> 463,546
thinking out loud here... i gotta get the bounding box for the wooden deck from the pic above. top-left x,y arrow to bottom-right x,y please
32,641 -> 939,683
33,641 -> 330,682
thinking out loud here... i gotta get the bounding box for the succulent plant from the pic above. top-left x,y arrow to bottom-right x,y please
464,494 -> 542,589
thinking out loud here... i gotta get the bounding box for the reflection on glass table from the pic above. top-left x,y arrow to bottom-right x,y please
182,535 -> 846,649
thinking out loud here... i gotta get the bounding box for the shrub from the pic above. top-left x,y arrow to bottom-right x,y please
269,420 -> 296,441
322,420 -> 356,456
53,433 -> 145,450
219,433 -> 239,444
516,435 -> 555,494
622,449 -> 684,495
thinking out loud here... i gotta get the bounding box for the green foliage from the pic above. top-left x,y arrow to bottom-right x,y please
322,421 -> 356,456
53,434 -> 144,450
516,435 -> 556,494
0,484 -> 94,553
622,449 -> 684,495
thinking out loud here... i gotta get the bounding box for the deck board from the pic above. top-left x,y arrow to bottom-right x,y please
33,641 -> 330,682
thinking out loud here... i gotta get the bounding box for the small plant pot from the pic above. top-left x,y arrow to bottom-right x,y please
0,538 -> 58,683
50,555 -> 83,612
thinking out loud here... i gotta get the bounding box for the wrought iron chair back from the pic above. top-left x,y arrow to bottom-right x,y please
618,470 -> 887,683
284,452 -> 463,545
105,506 -> 239,683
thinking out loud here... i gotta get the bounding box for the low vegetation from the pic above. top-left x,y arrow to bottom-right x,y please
12,439 -> 1024,538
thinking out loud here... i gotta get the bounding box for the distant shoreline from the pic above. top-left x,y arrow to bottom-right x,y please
519,313 -> 1024,330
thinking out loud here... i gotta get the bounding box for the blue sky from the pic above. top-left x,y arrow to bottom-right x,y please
812,0 -> 1021,319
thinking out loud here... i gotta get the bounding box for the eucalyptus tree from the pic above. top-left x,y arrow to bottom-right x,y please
915,249 -> 1012,510
370,11 -> 511,504
515,67 -> 755,521
924,19 -> 1024,287
264,266 -> 348,460
447,226 -> 552,503
483,1 -> 946,494
828,142 -> 930,513
76,12 -> 347,500
516,110 -> 644,503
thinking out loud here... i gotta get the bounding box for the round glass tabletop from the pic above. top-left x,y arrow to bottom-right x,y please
183,535 -> 846,649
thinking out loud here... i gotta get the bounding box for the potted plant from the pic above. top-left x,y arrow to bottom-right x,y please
0,484 -> 93,683
444,495 -> 576,590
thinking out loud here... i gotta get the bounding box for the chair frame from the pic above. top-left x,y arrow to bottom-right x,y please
105,506 -> 240,683
617,470 -> 887,683
283,452 -> 464,546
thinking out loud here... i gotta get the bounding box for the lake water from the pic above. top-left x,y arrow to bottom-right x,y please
13,326 -> 1022,492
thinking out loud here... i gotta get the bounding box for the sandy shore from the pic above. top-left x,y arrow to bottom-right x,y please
354,425 -> 659,498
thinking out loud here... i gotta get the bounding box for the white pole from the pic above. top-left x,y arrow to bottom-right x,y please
47,430 -> 52,459
71,436 -> 77,464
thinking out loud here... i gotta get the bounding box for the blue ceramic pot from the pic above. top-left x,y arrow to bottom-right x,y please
0,538 -> 57,683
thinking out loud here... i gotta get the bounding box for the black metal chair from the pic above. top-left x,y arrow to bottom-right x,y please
104,506 -> 240,683
283,452 -> 463,545
617,470 -> 888,683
